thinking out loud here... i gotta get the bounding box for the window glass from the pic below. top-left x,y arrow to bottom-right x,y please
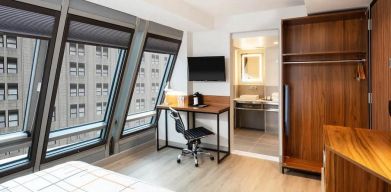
6,36 -> 17,49
70,62 -> 77,76
0,84 -> 5,100
7,84 -> 18,100
0,35 -> 3,47
8,110 -> 19,127
78,63 -> 85,76
0,111 -> 5,128
7,58 -> 17,74
96,65 -> 102,76
79,84 -> 85,96
124,36 -> 180,132
78,44 -> 85,56
0,57 -> 4,73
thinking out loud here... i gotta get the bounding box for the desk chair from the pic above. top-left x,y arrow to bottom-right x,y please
169,107 -> 215,167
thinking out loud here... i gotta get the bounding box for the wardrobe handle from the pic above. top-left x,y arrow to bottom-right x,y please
389,100 -> 391,116
284,85 -> 290,137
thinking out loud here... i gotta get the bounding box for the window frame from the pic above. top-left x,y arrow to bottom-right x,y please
121,34 -> 181,137
40,14 -> 134,163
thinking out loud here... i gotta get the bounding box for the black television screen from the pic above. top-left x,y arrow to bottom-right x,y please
188,56 -> 226,81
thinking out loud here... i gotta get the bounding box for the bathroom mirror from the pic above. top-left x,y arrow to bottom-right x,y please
241,54 -> 263,82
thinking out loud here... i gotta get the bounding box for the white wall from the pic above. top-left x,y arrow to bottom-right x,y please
264,46 -> 280,86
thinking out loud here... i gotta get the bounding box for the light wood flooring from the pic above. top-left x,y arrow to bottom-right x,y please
102,145 -> 320,192
234,128 -> 279,156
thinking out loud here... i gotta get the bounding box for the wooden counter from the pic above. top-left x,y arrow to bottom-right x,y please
324,125 -> 391,192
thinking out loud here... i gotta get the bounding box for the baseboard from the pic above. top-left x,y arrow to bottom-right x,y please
94,140 -> 154,167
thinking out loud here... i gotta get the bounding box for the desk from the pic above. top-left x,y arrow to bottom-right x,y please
155,96 -> 230,164
324,125 -> 391,192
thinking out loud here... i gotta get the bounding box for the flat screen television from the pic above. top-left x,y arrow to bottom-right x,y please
188,56 -> 226,81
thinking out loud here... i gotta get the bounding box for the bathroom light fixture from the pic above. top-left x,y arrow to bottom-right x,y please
273,41 -> 279,45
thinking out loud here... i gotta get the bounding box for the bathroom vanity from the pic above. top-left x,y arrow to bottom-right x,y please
234,96 -> 279,133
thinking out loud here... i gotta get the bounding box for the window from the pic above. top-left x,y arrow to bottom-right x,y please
8,110 -> 18,127
96,65 -> 102,76
70,62 -> 77,76
96,46 -> 102,56
0,57 -> 4,73
79,104 -> 85,117
139,67 -> 145,78
7,58 -> 17,74
96,83 -> 102,96
69,43 -> 77,55
102,83 -> 108,96
96,103 -> 102,115
124,36 -> 180,133
103,102 -> 107,111
78,63 -> 85,76
79,84 -> 85,96
78,44 -> 85,56
7,84 -> 18,100
102,65 -> 108,76
52,107 -> 56,122
70,104 -> 77,118
6,36 -> 17,48
0,35 -> 3,47
0,84 -> 5,100
70,84 -> 77,96
0,111 -> 5,128
102,47 -> 108,57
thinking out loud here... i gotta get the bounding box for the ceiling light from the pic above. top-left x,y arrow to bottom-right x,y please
273,41 -> 279,45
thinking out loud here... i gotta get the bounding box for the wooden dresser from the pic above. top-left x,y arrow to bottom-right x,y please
324,125 -> 391,192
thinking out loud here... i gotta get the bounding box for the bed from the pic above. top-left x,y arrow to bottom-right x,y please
0,161 -> 172,192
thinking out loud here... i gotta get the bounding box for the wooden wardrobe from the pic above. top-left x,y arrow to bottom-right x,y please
281,10 -> 369,173
371,0 -> 391,132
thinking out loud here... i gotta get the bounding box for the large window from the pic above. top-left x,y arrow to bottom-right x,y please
124,35 -> 180,133
46,18 -> 131,156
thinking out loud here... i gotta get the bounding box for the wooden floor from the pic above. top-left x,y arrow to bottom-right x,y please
102,145 -> 321,192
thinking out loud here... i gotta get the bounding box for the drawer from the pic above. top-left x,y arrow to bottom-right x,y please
236,103 -> 263,109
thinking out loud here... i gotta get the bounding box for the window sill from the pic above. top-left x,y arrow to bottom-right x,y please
121,124 -> 155,138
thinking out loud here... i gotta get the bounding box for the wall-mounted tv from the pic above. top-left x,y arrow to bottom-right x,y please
188,56 -> 226,81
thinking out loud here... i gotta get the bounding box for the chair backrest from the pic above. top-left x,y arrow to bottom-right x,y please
168,107 -> 186,136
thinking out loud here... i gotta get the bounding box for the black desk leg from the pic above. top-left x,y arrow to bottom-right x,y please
217,113 -> 220,163
165,109 -> 168,147
156,108 -> 160,151
192,112 -> 195,128
187,111 -> 189,130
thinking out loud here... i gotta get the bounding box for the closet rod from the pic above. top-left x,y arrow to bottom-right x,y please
283,59 -> 366,64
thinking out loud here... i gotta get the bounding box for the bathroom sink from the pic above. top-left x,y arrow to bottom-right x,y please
238,95 -> 259,100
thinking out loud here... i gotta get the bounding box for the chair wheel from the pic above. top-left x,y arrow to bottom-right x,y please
195,163 -> 199,167
210,156 -> 215,161
177,159 -> 181,164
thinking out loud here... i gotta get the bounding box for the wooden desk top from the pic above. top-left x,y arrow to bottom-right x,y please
157,104 -> 230,114
324,125 -> 391,184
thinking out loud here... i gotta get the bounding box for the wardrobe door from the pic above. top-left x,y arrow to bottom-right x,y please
371,0 -> 391,131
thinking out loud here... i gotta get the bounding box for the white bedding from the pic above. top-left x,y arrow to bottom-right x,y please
0,161 -> 172,192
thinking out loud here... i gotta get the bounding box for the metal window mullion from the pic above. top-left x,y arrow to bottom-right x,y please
33,0 -> 69,171
107,19 -> 149,154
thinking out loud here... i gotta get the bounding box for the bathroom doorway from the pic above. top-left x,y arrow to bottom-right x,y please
230,29 -> 280,160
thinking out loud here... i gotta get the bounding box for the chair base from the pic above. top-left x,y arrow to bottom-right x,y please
176,141 -> 214,167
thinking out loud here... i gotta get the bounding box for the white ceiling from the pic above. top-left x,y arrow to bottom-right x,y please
305,0 -> 371,14
183,0 -> 305,16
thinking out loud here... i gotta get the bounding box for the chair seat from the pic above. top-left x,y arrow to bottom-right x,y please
184,127 -> 214,140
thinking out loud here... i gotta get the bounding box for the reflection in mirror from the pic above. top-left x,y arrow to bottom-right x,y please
241,54 -> 262,82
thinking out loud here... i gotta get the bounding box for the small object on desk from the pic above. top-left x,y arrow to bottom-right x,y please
197,104 -> 208,108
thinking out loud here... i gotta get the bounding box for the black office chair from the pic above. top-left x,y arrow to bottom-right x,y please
169,107 -> 215,167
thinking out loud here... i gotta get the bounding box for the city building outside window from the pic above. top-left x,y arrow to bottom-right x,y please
78,44 -> 85,56
6,36 -> 17,49
140,99 -> 145,109
79,104 -> 85,118
102,47 -> 108,57
70,104 -> 77,118
70,84 -> 77,97
0,84 -> 5,100
7,84 -> 18,100
0,111 -> 5,128
135,83 -> 140,94
155,69 -> 159,78
103,102 -> 107,111
96,65 -> 102,76
0,57 -> 3,73
70,62 -> 77,76
96,103 -> 102,115
102,65 -> 108,76
7,58 -> 17,74
78,84 -> 85,96
140,83 -> 145,93
8,110 -> 18,127
136,99 -> 140,110
78,63 -> 85,76
151,97 -> 156,107
151,69 -> 156,78
69,43 -> 77,55
102,83 -> 108,96
96,83 -> 102,96
0,35 -> 3,47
